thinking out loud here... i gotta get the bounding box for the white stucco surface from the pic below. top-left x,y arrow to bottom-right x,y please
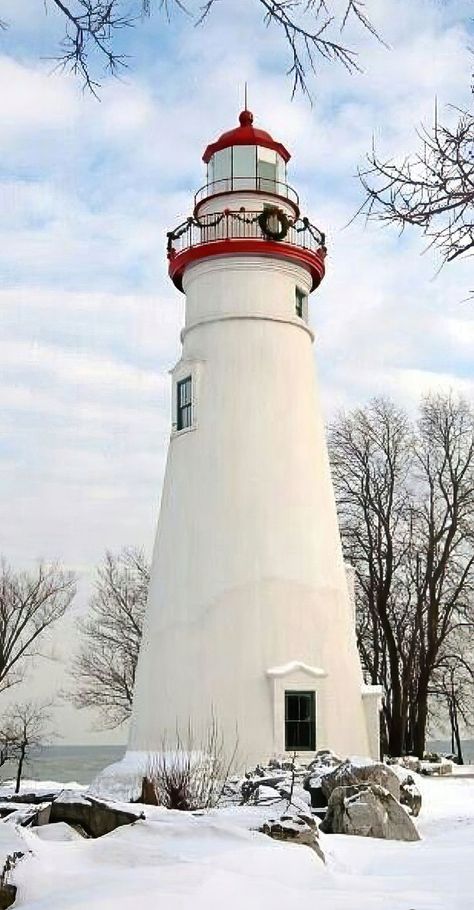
128,186 -> 377,766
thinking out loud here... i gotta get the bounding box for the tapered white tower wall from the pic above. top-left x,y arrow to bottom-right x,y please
128,111 -> 381,768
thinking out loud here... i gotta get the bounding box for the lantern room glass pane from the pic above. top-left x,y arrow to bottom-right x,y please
276,154 -> 286,187
232,145 -> 256,192
210,148 -> 232,192
257,146 -> 277,194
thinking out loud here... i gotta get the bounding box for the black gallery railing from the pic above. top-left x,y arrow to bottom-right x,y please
167,209 -> 326,257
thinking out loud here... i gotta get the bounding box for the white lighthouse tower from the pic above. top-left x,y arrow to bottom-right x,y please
128,109 -> 381,768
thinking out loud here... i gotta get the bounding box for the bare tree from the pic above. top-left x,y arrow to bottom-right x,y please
1,1 -> 382,96
429,653 -> 474,764
0,560 -> 76,692
71,548 -> 149,727
0,701 -> 53,793
329,398 -> 413,755
359,106 -> 474,274
329,393 -> 474,758
409,393 -> 474,756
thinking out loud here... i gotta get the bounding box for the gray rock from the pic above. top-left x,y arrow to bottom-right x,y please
3,802 -> 51,827
259,810 -> 324,861
306,749 -> 342,772
320,783 -> 420,841
400,776 -> 422,817
241,776 -> 285,803
0,790 -> 59,805
50,791 -> 144,838
0,884 -> 16,909
395,756 -> 422,774
321,759 -> 401,802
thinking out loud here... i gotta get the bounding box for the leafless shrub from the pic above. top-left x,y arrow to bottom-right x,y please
140,719 -> 237,810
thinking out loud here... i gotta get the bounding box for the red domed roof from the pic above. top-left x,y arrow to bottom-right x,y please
202,110 -> 291,164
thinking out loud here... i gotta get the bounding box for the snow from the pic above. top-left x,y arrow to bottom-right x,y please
9,768 -> 474,909
0,780 -> 86,799
34,823 -> 84,843
266,661 -> 327,678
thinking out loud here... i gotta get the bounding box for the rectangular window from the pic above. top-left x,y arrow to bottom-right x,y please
257,147 -> 277,192
177,376 -> 192,431
285,691 -> 316,751
295,287 -> 306,319
232,145 -> 256,192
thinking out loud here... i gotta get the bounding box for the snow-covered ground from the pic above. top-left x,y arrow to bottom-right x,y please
7,768 -> 474,909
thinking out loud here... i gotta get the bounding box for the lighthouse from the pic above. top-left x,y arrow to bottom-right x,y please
128,109 -> 382,767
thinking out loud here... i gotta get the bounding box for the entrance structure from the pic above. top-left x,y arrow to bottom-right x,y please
128,110 -> 381,767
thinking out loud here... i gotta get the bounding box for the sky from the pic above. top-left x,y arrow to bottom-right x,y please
0,0 -> 473,745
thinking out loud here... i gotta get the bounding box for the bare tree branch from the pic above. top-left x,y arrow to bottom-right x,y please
5,1 -> 381,96
358,103 -> 474,285
0,560 -> 76,692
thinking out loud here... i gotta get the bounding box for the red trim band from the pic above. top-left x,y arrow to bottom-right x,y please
168,239 -> 326,293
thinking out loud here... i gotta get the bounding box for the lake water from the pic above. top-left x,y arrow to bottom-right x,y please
0,744 -> 126,787
2,740 -> 473,787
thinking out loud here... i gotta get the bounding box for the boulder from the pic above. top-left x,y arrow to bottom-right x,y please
400,776 -> 422,817
0,790 -> 59,805
420,757 -> 453,776
0,884 -> 16,910
306,749 -> 342,772
320,759 -> 401,802
259,811 -> 324,861
3,802 -> 51,827
50,791 -> 144,838
34,822 -> 86,842
320,783 -> 420,841
241,776 -> 285,803
396,756 -> 422,774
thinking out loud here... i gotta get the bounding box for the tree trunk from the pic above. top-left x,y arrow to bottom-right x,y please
449,701 -> 455,755
387,697 -> 405,757
15,746 -> 25,794
413,675 -> 430,759
452,702 -> 464,765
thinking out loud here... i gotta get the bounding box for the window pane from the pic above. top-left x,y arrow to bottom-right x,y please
286,694 -> 299,721
233,145 -> 256,178
285,691 -> 315,751
299,694 -> 312,721
276,154 -> 286,186
258,146 -> 277,164
212,149 -> 231,190
177,376 -> 192,431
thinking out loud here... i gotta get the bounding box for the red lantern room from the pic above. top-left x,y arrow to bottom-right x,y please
167,110 -> 326,293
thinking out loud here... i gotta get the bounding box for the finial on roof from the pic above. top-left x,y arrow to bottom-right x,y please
239,109 -> 253,126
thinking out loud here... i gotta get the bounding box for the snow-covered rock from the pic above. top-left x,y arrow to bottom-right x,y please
321,758 -> 401,801
259,811 -> 324,861
400,775 -> 422,817
321,783 -> 420,841
33,823 -> 85,843
50,792 -> 144,838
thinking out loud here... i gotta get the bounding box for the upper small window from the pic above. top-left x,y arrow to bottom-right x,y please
285,691 -> 316,751
177,376 -> 192,431
295,287 -> 307,319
